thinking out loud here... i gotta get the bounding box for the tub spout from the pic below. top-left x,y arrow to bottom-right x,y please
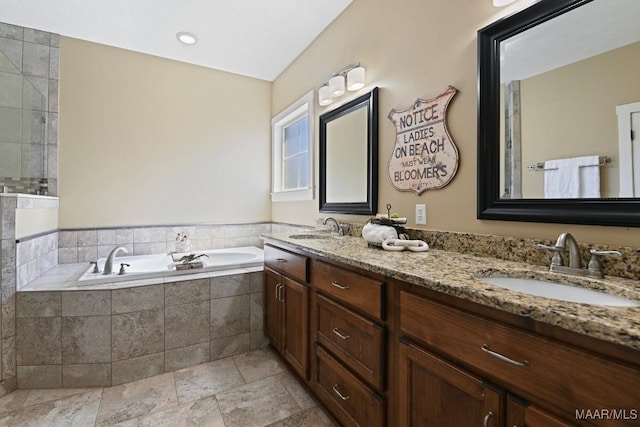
103,246 -> 128,275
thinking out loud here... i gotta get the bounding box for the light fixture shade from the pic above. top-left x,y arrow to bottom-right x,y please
493,0 -> 517,6
347,66 -> 365,91
329,75 -> 345,97
318,85 -> 332,106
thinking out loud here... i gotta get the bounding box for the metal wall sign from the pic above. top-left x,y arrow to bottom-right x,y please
387,86 -> 459,195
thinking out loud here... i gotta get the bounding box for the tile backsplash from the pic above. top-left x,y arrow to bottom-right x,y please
341,221 -> 640,281
58,222 -> 310,264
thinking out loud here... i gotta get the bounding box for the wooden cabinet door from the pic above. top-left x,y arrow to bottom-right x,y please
506,395 -> 583,427
264,267 -> 283,352
283,276 -> 309,380
398,339 -> 503,427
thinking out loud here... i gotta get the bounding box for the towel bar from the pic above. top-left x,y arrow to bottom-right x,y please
527,156 -> 611,172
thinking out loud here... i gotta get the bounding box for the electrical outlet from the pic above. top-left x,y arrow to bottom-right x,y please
415,204 -> 426,225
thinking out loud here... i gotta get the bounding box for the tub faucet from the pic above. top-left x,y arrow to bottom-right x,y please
103,246 -> 128,275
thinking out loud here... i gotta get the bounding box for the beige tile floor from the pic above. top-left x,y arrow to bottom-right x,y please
0,348 -> 336,427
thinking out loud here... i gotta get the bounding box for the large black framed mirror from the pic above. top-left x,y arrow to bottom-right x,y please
319,87 -> 378,215
477,0 -> 640,227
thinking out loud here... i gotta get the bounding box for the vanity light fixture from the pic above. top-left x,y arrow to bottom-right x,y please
318,63 -> 366,106
176,31 -> 197,45
329,74 -> 346,97
318,85 -> 332,106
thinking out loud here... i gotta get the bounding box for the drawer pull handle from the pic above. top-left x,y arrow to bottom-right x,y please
332,328 -> 350,340
332,384 -> 351,401
331,281 -> 349,290
481,344 -> 529,367
483,411 -> 493,427
276,258 -> 287,263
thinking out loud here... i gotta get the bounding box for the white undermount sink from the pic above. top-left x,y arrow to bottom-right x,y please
479,277 -> 640,307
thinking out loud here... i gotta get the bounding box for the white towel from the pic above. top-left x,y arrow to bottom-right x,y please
577,155 -> 601,198
544,156 -> 600,199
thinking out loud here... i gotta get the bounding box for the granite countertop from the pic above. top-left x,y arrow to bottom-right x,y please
262,232 -> 640,352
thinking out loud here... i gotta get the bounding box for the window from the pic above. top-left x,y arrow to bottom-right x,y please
272,90 -> 314,201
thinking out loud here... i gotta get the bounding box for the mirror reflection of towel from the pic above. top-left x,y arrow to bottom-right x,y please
544,156 -> 600,198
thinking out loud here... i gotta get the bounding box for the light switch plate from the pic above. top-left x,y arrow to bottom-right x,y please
416,204 -> 426,225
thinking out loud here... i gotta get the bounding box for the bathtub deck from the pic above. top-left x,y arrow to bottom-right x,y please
19,249 -> 264,292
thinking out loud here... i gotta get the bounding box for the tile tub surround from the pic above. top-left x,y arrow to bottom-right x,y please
262,233 -> 640,352
15,271 -> 268,389
58,222 -> 312,264
16,231 -> 58,289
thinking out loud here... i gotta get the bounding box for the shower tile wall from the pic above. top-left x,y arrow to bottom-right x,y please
0,196 -> 17,396
0,22 -> 59,195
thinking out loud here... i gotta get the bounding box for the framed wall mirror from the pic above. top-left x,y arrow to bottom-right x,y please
319,87 -> 378,214
477,0 -> 640,227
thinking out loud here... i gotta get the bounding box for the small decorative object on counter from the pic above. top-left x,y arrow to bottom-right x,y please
175,262 -> 204,271
175,232 -> 192,253
178,253 -> 209,264
173,253 -> 208,270
363,204 -> 411,248
382,239 -> 429,252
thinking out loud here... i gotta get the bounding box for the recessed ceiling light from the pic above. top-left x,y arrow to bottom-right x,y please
176,32 -> 197,45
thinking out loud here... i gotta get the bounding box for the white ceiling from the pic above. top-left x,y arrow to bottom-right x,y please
501,0 -> 640,83
0,0 -> 353,81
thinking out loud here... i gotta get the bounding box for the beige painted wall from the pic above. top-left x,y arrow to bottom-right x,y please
15,208 -> 58,239
58,38 -> 271,228
520,42 -> 640,198
271,0 -> 640,246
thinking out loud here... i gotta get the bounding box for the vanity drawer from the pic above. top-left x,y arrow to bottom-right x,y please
400,291 -> 640,421
317,295 -> 385,390
264,244 -> 308,282
314,260 -> 384,320
315,345 -> 385,427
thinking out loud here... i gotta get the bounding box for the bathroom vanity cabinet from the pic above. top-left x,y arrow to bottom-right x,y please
397,290 -> 632,426
262,239 -> 640,427
263,245 -> 310,380
312,260 -> 387,427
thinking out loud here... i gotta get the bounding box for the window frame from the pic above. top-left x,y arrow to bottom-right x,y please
271,90 -> 314,202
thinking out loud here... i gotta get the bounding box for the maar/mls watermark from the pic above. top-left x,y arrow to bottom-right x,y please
576,408 -> 638,421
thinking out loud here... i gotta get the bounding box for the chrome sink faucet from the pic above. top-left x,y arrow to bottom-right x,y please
103,246 -> 128,275
323,217 -> 346,236
537,232 -> 620,278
